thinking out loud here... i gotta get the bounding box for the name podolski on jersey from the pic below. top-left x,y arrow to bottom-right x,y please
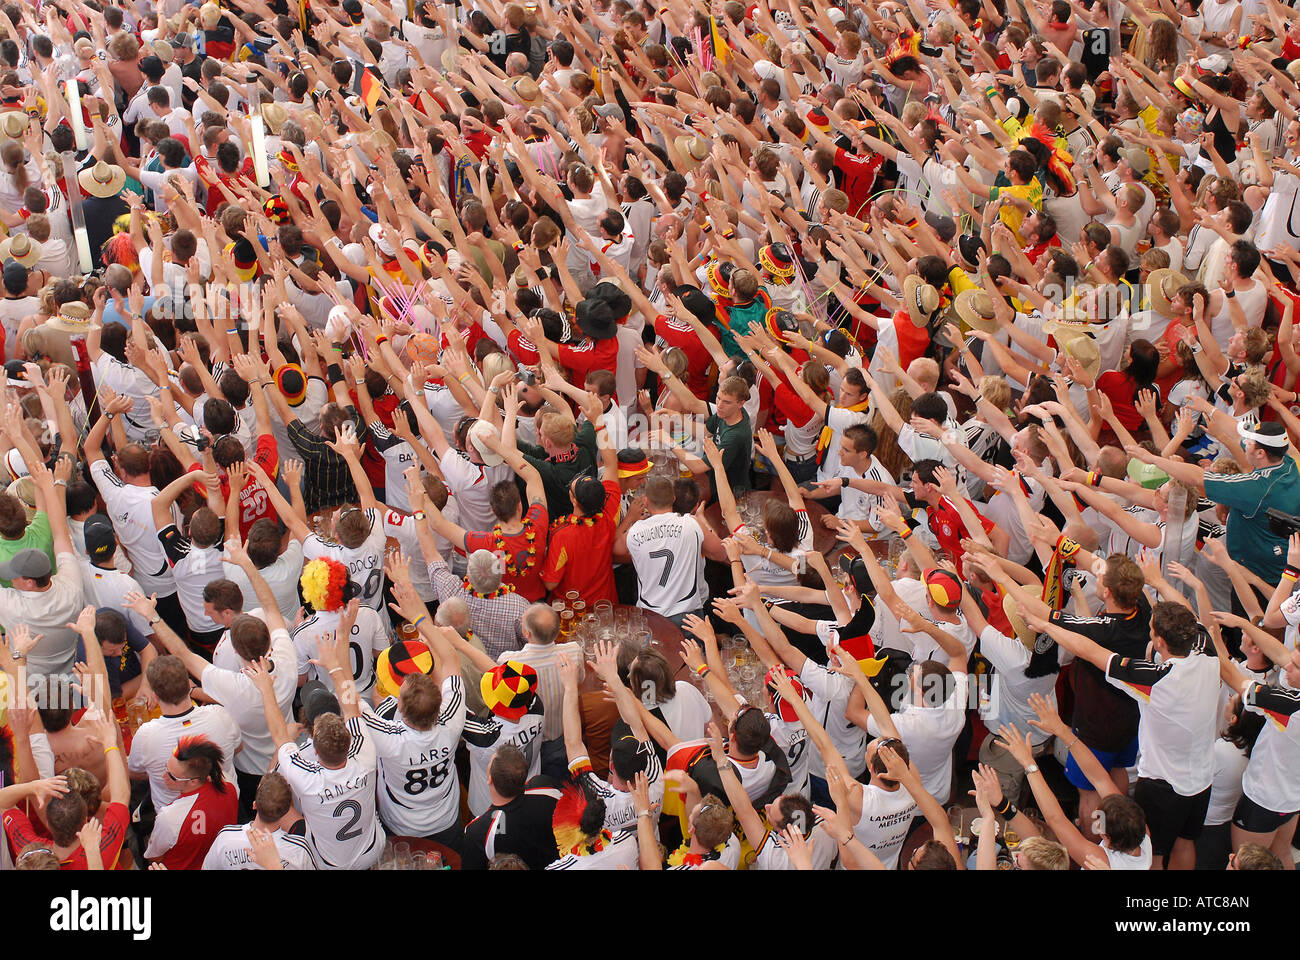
318,774 -> 372,802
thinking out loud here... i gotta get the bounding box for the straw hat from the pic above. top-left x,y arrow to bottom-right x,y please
673,134 -> 710,168
1146,268 -> 1186,318
78,161 -> 126,199
261,101 -> 288,135
0,234 -> 43,267
1061,335 -> 1101,382
952,288 -> 999,334
0,112 -> 27,140
1002,594 -> 1037,651
902,275 -> 940,329
513,76 -> 541,106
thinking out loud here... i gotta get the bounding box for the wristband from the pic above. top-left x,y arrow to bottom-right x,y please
326,363 -> 344,385
375,334 -> 389,346
412,614 -> 428,630
595,421 -> 607,432
512,240 -> 525,252
226,327 -> 238,334
1225,290 -> 1235,299
104,746 -> 120,755
458,372 -> 472,382
700,220 -> 713,234
695,664 -> 711,678
720,228 -> 735,240
1283,566 -> 1300,582
898,525 -> 913,541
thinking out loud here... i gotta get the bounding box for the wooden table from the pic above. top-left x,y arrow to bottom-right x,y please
703,490 -> 839,556
572,604 -> 686,691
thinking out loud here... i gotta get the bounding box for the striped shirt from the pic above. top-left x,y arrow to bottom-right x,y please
286,407 -> 368,513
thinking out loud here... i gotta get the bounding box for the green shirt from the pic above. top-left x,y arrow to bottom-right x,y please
0,512 -> 55,588
1203,455 -> 1300,581
519,421 -> 598,519
706,407 -> 753,497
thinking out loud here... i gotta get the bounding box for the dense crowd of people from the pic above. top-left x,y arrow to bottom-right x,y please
0,0 -> 1298,873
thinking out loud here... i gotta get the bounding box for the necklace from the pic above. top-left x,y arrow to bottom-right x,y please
462,578 -> 515,600
493,522 -> 538,575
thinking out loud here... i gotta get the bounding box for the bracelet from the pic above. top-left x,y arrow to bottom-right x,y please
412,614 -> 428,630
695,664 -> 711,678
54,479 -> 67,487
765,547 -> 773,562
1225,290 -> 1236,299
104,746 -> 120,755
354,380 -> 365,387
226,327 -> 238,334
595,422 -> 607,432
637,809 -> 652,819
328,666 -> 345,675
458,372 -> 472,382
375,334 -> 389,346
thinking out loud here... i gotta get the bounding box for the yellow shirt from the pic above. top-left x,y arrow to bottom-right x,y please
990,177 -> 1042,245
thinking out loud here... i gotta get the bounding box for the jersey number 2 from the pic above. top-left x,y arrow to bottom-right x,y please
334,799 -> 364,842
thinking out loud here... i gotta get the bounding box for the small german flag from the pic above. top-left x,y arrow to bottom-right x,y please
359,65 -> 384,115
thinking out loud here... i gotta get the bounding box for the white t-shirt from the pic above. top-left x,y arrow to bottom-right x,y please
1105,833 -> 1154,870
870,672 -> 969,805
816,404 -> 871,481
872,578 -> 977,663
1241,677 -> 1300,814
546,826 -> 641,870
128,704 -> 243,810
851,781 -> 918,870
199,628 -> 297,775
798,660 -> 868,780
90,460 -> 177,597
438,449 -> 514,535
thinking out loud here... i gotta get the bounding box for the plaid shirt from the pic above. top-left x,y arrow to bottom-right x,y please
428,556 -> 527,660
287,407 -> 367,513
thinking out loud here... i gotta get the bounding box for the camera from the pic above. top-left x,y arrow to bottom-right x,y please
519,369 -> 537,386
1268,508 -> 1300,539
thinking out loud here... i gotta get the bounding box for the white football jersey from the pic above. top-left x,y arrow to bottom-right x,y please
202,824 -> 318,870
90,460 -> 177,596
127,704 -> 243,810
546,826 -> 641,870
463,701 -> 547,817
361,677 -> 468,837
625,512 -> 707,619
292,605 -> 390,696
277,718 -> 384,870
303,509 -> 387,610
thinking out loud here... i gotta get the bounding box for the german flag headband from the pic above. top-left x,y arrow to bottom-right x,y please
617,449 -> 650,479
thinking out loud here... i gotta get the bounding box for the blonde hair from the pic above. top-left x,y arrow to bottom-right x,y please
540,410 -> 576,446
480,351 -> 515,388
1019,836 -> 1069,870
979,375 -> 1012,411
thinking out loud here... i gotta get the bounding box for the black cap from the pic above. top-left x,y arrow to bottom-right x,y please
83,514 -> 117,562
139,55 -> 164,81
3,358 -> 26,387
301,680 -> 341,726
3,259 -> 27,288
838,553 -> 870,593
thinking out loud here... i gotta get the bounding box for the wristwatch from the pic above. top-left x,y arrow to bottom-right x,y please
1025,763 -> 1040,775
413,510 -> 427,521
148,616 -> 162,626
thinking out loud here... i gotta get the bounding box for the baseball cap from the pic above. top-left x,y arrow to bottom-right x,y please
922,568 -> 963,610
3,358 -> 26,387
616,447 -> 650,480
838,553 -> 870,593
924,211 -> 957,244
3,447 -> 26,481
0,547 -> 52,580
83,513 -> 118,562
301,680 -> 340,726
593,103 -> 625,124
1121,146 -> 1150,176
